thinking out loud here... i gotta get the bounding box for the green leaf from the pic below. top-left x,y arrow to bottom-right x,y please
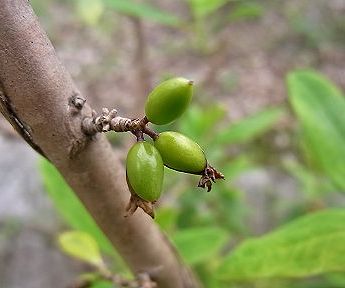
90,280 -> 113,288
75,274 -> 113,288
155,207 -> 178,233
287,70 -> 345,191
187,0 -> 230,19
59,231 -> 103,266
172,227 -> 229,265
103,0 -> 180,26
326,273 -> 345,287
222,155 -> 255,179
39,159 -> 116,256
179,104 -> 226,141
217,209 -> 345,281
214,107 -> 285,145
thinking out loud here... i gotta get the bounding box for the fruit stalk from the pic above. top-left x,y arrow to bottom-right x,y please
82,108 -> 158,140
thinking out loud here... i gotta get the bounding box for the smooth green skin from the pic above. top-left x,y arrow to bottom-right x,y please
145,77 -> 193,125
126,142 -> 164,201
154,131 -> 207,174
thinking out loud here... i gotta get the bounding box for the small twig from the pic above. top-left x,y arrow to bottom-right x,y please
139,116 -> 149,126
142,126 -> 159,140
82,108 -> 158,140
82,108 -> 137,135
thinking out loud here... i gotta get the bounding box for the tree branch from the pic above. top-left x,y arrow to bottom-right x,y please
0,1 -> 200,287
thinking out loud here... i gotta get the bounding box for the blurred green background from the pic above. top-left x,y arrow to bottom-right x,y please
0,0 -> 344,287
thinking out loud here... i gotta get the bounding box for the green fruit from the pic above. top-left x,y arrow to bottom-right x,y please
145,77 -> 193,125
154,131 -> 207,174
126,141 -> 164,201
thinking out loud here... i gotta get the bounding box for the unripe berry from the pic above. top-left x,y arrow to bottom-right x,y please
145,77 -> 193,125
126,141 -> 164,201
154,131 -> 207,174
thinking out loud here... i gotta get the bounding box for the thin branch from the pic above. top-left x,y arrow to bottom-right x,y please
81,108 -> 159,140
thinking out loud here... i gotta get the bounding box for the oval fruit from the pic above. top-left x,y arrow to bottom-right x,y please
154,131 -> 207,174
126,141 -> 164,201
145,77 -> 193,125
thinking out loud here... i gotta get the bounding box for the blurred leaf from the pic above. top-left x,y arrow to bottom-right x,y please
222,155 -> 255,179
176,193 -> 200,228
76,0 -> 104,26
195,265 -> 229,288
90,280 -> 113,288
188,0 -> 231,19
103,0 -> 180,26
155,207 -> 178,233
59,231 -> 103,266
176,187 -> 213,228
209,185 -> 247,233
217,209 -> 345,281
284,160 -> 318,197
284,160 -> 336,197
39,159 -> 115,256
287,70 -> 345,191
214,107 -> 285,145
229,2 -> 263,22
172,227 -> 228,265
326,273 -> 345,287
179,104 -> 226,141
77,274 -> 113,288
79,273 -> 100,283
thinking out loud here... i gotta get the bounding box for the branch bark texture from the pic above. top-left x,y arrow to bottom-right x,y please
0,1 -> 200,287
